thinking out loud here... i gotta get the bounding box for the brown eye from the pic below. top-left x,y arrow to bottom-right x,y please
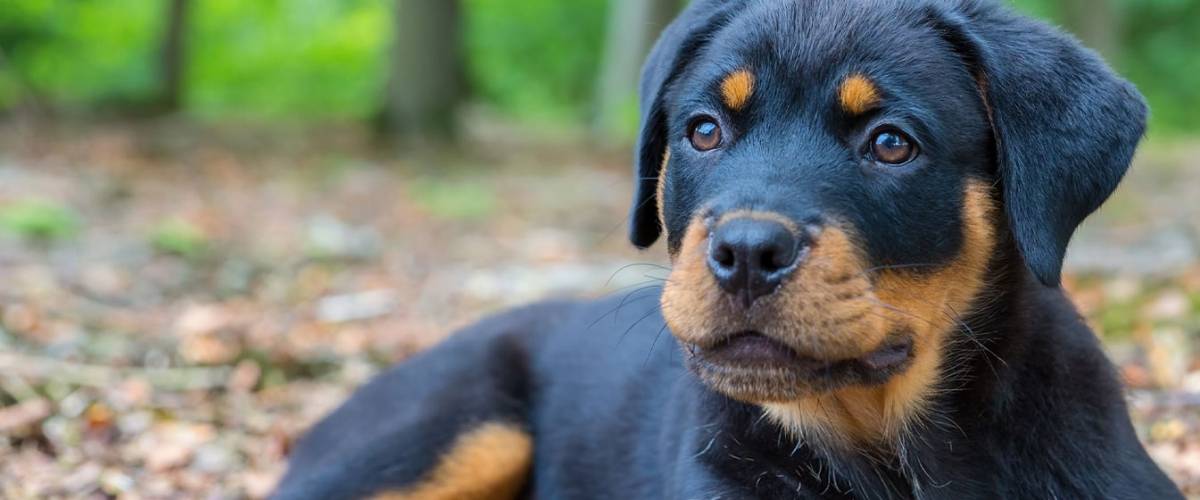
689,119 -> 722,151
871,129 -> 917,165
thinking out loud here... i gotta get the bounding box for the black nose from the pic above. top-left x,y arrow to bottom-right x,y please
707,218 -> 806,307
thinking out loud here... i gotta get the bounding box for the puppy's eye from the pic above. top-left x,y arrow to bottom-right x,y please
689,118 -> 722,151
870,129 -> 918,165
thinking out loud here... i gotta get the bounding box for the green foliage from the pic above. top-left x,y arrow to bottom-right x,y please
149,218 -> 209,258
1007,0 -> 1060,20
1116,0 -> 1200,133
0,0 -> 160,108
463,0 -> 607,122
0,0 -> 609,123
1008,0 -> 1200,133
187,0 -> 390,119
0,0 -> 1196,133
0,199 -> 80,243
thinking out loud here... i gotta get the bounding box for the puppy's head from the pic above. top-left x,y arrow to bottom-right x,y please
630,0 -> 1145,442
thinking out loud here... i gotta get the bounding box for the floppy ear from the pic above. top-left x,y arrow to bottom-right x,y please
629,0 -> 743,248
931,2 -> 1148,286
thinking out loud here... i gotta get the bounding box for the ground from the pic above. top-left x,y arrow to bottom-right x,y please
0,119 -> 1197,498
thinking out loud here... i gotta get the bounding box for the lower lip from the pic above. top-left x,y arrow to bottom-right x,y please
697,331 -> 913,373
699,331 -> 802,367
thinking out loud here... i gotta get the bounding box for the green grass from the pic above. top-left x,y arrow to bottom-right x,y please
0,200 -> 80,243
149,218 -> 209,258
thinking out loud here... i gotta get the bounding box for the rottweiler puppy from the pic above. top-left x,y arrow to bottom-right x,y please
274,0 -> 1184,498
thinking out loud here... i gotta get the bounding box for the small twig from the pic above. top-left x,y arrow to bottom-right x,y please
0,353 -> 231,391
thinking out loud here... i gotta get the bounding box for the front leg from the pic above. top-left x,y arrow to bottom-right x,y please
273,310 -> 543,500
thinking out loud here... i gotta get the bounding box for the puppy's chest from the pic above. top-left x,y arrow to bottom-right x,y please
683,434 -> 916,500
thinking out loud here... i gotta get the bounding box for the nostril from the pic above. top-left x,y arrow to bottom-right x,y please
712,243 -> 736,269
765,241 -> 799,272
760,249 -> 778,272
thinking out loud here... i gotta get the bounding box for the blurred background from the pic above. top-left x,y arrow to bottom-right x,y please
0,0 -> 1197,497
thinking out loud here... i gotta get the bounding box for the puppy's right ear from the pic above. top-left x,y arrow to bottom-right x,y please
629,1 -> 742,248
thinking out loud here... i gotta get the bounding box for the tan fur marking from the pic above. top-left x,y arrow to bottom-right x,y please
372,422 -> 532,500
838,74 -> 881,115
771,226 -> 886,361
656,149 -> 671,234
764,181 -> 997,446
716,209 -> 801,234
721,70 -> 755,111
661,216 -> 721,341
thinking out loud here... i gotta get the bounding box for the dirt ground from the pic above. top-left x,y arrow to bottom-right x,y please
1,120 -> 1198,498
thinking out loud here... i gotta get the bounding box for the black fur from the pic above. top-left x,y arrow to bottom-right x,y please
276,1 -> 1180,498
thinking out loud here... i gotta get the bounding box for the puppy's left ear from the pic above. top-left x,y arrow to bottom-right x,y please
931,2 -> 1148,286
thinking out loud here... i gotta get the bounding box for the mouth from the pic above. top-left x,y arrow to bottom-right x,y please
687,331 -> 914,402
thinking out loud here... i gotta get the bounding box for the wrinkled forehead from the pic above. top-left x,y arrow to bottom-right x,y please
675,0 -> 973,114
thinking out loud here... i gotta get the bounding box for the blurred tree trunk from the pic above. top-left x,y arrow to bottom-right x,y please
156,0 -> 190,113
1062,0 -> 1118,59
592,0 -> 680,139
381,0 -> 465,145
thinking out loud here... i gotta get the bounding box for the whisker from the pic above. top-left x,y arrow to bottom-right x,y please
862,297 -> 930,325
619,305 -> 661,347
614,284 -> 663,311
642,321 -> 671,366
587,284 -> 662,330
944,302 -> 1008,369
602,262 -> 672,288
606,279 -> 664,295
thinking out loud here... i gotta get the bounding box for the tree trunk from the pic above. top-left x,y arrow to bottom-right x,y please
593,0 -> 680,139
382,0 -> 465,145
1062,0 -> 1118,60
156,0 -> 190,113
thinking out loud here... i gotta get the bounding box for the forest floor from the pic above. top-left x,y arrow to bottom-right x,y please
1,119 -> 1198,498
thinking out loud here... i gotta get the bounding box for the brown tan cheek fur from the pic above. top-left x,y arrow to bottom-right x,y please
769,225 -> 887,361
372,422 -> 532,500
661,214 -> 725,347
661,182 -> 997,447
764,181 -> 997,447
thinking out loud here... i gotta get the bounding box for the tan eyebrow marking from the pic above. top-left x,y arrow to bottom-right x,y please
838,74 -> 881,115
720,69 -> 756,111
